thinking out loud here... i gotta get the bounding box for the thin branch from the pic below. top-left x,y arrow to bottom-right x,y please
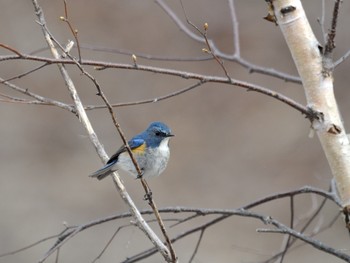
279,196 -> 294,263
60,0 -> 82,62
1,79 -> 204,111
0,54 -> 310,119
85,81 -> 205,110
2,183 -> 342,262
243,186 -> 342,210
54,248 -> 59,263
124,205 -> 348,262
320,0 -> 327,44
0,233 -> 63,258
31,43 -> 301,83
0,43 -> 23,56
2,186 -> 337,258
324,0 -> 342,57
261,192 -> 330,263
179,0 -> 232,80
189,229 -> 205,263
29,44 -> 214,61
123,215 -> 230,263
155,0 -> 203,43
333,48 -> 350,68
155,0 -> 301,84
228,0 -> 240,56
257,221 -> 349,262
0,77 -> 76,113
1,63 -> 48,83
91,226 -> 124,263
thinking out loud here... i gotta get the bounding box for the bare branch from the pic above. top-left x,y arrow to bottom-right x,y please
228,0 -> 240,56
333,48 -> 350,68
85,81 -> 205,110
0,53 -> 310,118
1,184 -> 342,262
60,0 -> 82,62
319,0 -> 327,44
257,220 -> 349,262
188,229 -> 205,263
324,0 -> 342,57
91,226 -> 124,263
243,186 -> 341,210
178,3 -> 231,80
155,0 -> 301,84
0,43 -> 23,56
0,77 -> 76,113
279,196 -> 294,263
1,63 -> 49,83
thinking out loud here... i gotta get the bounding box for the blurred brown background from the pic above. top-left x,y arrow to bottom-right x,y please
1,1 -> 350,262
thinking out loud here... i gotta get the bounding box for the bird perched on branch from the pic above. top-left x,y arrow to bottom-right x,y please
90,122 -> 174,180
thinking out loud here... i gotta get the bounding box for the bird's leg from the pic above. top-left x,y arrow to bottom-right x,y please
143,190 -> 153,202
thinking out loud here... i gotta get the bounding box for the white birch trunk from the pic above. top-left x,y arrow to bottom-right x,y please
273,0 -> 350,207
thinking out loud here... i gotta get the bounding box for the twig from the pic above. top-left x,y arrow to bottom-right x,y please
123,215 -> 230,263
84,81 -> 205,110
1,63 -> 48,83
243,186 -> 341,210
1,183 -> 342,262
257,220 -> 350,262
155,0 -> 301,84
279,196 -> 294,263
0,54 -> 310,119
30,42 -> 301,83
261,191 -> 330,263
228,0 -> 240,56
1,79 -> 204,111
319,0 -> 327,44
91,226 -> 124,263
333,48 -> 350,68
0,233 -> 63,258
60,0 -> 82,62
30,44 -> 214,61
324,0 -> 342,57
0,43 -> 23,56
189,229 -> 205,263
179,0 -> 231,80
0,77 -> 76,113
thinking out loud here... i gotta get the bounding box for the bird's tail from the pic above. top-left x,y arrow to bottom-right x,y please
89,162 -> 116,180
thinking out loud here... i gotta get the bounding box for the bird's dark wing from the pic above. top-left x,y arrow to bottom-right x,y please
106,138 -> 145,164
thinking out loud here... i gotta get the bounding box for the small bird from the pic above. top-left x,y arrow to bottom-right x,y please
90,122 -> 174,180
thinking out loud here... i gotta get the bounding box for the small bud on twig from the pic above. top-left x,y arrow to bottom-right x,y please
132,54 -> 137,65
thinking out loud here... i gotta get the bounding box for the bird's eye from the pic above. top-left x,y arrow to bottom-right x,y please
155,131 -> 164,136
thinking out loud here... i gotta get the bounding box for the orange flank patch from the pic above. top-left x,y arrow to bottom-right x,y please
131,143 -> 146,155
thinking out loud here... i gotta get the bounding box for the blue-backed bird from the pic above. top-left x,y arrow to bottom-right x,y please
90,122 -> 174,180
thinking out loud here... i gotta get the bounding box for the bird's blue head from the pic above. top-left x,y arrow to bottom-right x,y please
143,122 -> 174,148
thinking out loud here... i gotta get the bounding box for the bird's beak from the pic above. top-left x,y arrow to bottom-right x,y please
167,134 -> 175,137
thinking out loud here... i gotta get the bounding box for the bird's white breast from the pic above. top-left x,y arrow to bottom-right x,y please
158,137 -> 170,155
143,137 -> 170,178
